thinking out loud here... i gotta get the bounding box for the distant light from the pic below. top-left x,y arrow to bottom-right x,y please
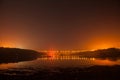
0,41 -> 24,49
87,37 -> 118,50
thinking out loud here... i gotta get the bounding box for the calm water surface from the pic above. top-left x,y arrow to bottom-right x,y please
0,56 -> 120,69
0,55 -> 120,75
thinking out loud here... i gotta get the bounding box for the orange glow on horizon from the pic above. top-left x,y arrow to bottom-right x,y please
0,38 -> 25,49
0,41 -> 15,48
0,41 -> 24,48
87,36 -> 120,51
90,42 -> 114,51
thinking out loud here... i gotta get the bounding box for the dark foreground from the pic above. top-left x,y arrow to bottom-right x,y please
0,65 -> 120,80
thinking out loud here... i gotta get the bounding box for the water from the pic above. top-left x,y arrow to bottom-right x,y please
0,56 -> 120,75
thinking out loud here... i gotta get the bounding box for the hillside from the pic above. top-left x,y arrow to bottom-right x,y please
72,48 -> 120,60
0,47 -> 43,63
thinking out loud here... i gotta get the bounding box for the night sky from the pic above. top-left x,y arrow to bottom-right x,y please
0,0 -> 120,50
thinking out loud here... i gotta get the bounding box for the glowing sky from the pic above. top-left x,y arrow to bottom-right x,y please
0,0 -> 120,50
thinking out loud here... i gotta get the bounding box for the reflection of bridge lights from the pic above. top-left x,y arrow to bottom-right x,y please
40,56 -> 95,60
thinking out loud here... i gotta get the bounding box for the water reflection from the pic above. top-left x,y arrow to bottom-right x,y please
0,56 -> 120,70
40,56 -> 95,60
0,63 -> 17,69
94,59 -> 119,65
